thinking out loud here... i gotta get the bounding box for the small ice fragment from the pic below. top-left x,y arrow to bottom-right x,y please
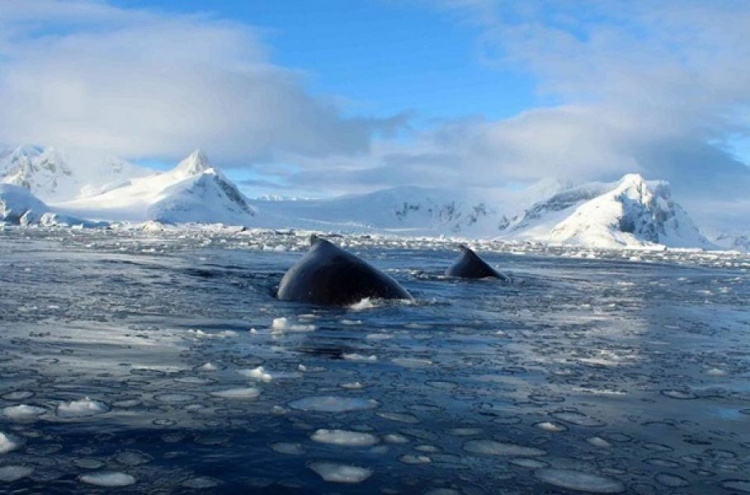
340,382 -> 363,389
365,333 -> 392,340
383,434 -> 409,444
57,398 -> 109,418
706,368 -> 726,376
463,440 -> 546,457
376,412 -> 421,424
271,317 -> 316,333
0,432 -> 22,454
3,404 -> 46,421
535,422 -> 567,433
342,353 -> 378,362
210,388 -> 261,399
534,469 -> 625,493
239,366 -> 273,382
270,442 -> 306,455
311,429 -> 379,447
79,472 -> 137,487
196,362 -> 218,372
0,466 -> 33,482
341,319 -> 362,325
399,454 -> 431,464
288,396 -> 379,413
447,427 -> 483,436
308,462 -> 372,484
587,436 -> 612,448
391,358 -> 432,368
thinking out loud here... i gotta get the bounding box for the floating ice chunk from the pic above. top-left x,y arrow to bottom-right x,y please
534,469 -> 625,493
447,427 -> 483,436
414,444 -> 440,453
660,389 -> 697,400
188,329 -> 238,339
57,398 -> 109,418
3,404 -> 46,420
196,362 -> 218,372
341,319 -> 362,326
271,317 -> 316,333
383,434 -> 409,444
154,393 -> 196,403
0,466 -> 33,482
706,368 -> 726,376
391,358 -> 433,368
210,388 -> 261,399
308,462 -> 372,484
340,382 -> 364,389
587,436 -> 612,448
79,472 -> 137,487
376,411 -> 421,424
463,440 -> 546,457
311,429 -> 379,447
239,366 -> 273,382
365,333 -> 392,340
0,433 -> 22,454
289,396 -> 379,412
510,458 -> 548,469
399,454 -> 431,464
342,353 -> 378,362
270,442 -> 306,455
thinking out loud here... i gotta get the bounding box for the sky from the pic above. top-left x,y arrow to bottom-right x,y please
0,0 -> 749,226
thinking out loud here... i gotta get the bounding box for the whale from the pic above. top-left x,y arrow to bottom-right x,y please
445,245 -> 508,280
277,236 -> 413,306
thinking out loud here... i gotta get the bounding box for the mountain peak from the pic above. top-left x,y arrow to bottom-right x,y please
173,149 -> 211,176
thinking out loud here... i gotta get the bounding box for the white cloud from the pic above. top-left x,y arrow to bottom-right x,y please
0,0 -> 398,165
289,1 -> 750,204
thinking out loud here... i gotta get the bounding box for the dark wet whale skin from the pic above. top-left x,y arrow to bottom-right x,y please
277,237 -> 413,306
445,245 -> 509,280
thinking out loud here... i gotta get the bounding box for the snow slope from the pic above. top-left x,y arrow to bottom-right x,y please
505,174 -> 713,249
0,146 -> 153,202
250,186 -> 510,236
55,150 -> 256,225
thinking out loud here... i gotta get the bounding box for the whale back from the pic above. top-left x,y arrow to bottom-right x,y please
278,238 -> 412,306
445,245 -> 506,280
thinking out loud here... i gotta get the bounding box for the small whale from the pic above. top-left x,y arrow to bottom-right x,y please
277,235 -> 413,306
445,245 -> 508,280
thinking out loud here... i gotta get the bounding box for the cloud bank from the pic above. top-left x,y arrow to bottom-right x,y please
286,0 -> 750,214
0,0 -> 400,165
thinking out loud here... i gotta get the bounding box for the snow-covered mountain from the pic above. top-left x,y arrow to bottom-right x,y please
250,186 -> 509,236
55,150 -> 256,225
0,183 -> 51,225
500,174 -> 713,249
0,145 -> 153,202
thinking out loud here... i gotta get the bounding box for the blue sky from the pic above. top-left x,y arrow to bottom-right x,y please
110,0 -> 540,122
0,0 -> 749,213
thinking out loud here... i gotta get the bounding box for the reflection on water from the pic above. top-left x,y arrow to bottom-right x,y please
0,228 -> 749,494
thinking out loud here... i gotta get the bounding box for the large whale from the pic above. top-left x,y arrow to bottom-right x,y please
445,245 -> 509,280
277,236 -> 413,306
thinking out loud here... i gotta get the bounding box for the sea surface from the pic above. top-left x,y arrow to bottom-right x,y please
0,228 -> 749,494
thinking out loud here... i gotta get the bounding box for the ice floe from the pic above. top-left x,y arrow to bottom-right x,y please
310,429 -> 379,447
79,472 -> 137,487
308,461 -> 372,484
463,440 -> 546,457
210,387 -> 261,399
0,466 -> 33,482
2,404 -> 46,420
56,398 -> 109,418
534,469 -> 625,493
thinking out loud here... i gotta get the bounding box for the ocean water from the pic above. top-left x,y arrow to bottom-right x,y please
0,228 -> 749,494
